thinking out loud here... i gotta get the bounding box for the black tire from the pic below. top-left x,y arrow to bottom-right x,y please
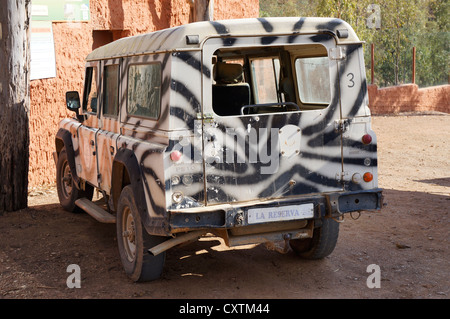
289,218 -> 339,259
56,147 -> 94,212
116,185 -> 166,282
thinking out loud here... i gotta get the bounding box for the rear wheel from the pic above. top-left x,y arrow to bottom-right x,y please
289,218 -> 339,259
116,185 -> 167,282
56,147 -> 94,212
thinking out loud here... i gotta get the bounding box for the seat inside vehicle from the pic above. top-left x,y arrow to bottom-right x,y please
212,62 -> 250,116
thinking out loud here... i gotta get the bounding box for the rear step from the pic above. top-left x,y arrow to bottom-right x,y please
75,198 -> 116,223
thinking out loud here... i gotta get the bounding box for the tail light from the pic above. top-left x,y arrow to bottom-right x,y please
170,150 -> 182,162
363,172 -> 373,182
362,134 -> 372,145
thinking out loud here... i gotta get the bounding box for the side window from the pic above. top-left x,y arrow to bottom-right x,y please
295,57 -> 331,105
103,64 -> 119,117
127,63 -> 161,119
250,58 -> 281,104
83,67 -> 98,114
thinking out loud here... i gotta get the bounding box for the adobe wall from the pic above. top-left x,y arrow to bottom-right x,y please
368,84 -> 450,115
28,0 -> 260,188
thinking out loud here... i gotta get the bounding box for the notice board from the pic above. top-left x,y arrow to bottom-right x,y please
30,21 -> 56,80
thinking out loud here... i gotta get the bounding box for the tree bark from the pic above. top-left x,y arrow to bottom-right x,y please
187,0 -> 214,22
0,0 -> 31,212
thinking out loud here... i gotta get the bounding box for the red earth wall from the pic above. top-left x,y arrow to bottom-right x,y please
28,0 -> 260,188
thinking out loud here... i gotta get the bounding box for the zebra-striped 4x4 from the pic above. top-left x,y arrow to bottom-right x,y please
55,17 -> 383,282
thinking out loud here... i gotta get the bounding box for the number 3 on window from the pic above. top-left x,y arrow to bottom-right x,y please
347,73 -> 355,88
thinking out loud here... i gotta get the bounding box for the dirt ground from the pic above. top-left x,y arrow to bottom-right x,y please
0,114 -> 448,300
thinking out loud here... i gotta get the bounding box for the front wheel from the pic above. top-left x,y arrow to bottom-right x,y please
116,185 -> 167,282
56,147 -> 93,212
289,218 -> 339,259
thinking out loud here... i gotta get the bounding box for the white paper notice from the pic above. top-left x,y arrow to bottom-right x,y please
30,21 -> 56,80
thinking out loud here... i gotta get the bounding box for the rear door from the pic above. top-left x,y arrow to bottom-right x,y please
96,58 -> 121,194
201,34 -> 344,205
338,43 -> 378,191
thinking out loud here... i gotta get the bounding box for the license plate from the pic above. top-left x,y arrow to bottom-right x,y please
247,203 -> 314,224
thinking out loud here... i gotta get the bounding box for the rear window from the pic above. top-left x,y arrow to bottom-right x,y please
103,64 -> 119,117
127,63 -> 161,119
211,44 -> 331,117
295,57 -> 331,105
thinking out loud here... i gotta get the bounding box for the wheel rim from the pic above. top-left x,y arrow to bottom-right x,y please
122,206 -> 137,263
61,160 -> 73,199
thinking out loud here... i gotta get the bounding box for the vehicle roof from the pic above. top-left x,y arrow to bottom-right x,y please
86,17 -> 360,61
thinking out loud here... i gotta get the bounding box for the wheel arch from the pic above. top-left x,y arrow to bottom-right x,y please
111,148 -> 168,236
55,128 -> 80,188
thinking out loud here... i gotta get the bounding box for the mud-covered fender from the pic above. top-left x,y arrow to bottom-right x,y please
55,128 -> 80,188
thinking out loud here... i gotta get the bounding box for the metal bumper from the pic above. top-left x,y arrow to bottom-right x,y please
147,189 -> 383,255
167,188 -> 383,232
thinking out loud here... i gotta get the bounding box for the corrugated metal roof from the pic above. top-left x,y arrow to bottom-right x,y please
86,17 -> 360,61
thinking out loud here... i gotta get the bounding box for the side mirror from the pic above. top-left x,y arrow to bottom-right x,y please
66,91 -> 81,112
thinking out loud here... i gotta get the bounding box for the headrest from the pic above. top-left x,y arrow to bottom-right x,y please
214,62 -> 243,84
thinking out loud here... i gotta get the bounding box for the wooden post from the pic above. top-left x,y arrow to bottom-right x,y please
0,0 -> 31,212
371,43 -> 375,84
412,46 -> 416,84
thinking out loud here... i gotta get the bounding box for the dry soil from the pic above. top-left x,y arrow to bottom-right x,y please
0,114 -> 449,300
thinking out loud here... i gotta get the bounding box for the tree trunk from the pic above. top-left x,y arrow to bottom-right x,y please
0,0 -> 31,212
187,0 -> 214,22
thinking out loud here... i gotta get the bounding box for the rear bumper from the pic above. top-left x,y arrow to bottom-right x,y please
167,188 -> 383,233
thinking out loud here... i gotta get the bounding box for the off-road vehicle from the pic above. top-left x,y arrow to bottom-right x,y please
55,17 -> 383,282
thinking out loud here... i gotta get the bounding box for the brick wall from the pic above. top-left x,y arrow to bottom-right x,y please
368,84 -> 450,115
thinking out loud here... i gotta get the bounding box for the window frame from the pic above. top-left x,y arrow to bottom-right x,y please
82,64 -> 99,115
203,34 -> 338,117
